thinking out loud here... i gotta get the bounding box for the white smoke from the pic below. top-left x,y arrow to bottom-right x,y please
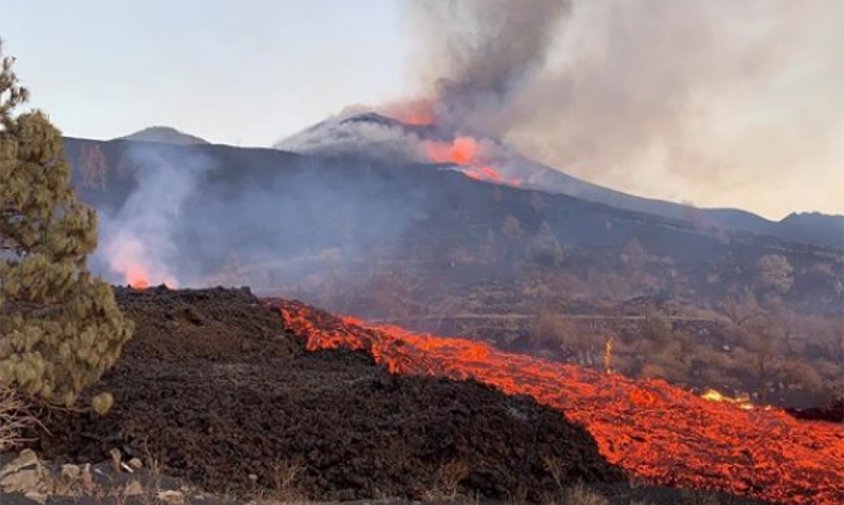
94,143 -> 217,287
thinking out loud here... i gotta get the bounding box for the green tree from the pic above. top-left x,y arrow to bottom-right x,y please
0,41 -> 133,407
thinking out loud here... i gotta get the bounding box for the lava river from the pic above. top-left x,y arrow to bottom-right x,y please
268,300 -> 844,505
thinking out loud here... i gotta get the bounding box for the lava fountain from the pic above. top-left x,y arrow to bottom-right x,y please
269,299 -> 844,505
422,135 -> 522,186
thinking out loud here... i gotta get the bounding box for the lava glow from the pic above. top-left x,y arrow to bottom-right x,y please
701,388 -> 756,411
383,99 -> 437,126
423,137 -> 522,187
106,236 -> 176,289
269,300 -> 844,505
126,264 -> 150,289
424,136 -> 478,166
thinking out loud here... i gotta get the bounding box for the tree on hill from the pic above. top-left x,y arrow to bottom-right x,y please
0,41 -> 133,407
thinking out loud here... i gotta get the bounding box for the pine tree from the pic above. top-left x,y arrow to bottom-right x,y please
0,40 -> 133,406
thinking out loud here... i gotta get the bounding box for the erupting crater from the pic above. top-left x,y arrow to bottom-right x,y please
268,299 -> 844,505
422,134 -> 522,186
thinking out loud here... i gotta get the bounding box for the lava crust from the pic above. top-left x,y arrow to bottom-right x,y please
33,287 -> 624,503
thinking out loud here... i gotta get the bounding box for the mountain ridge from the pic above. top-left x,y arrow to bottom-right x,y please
276,112 -> 842,249
118,126 -> 209,146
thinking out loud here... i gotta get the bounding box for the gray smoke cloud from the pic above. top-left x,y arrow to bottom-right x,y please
84,139 -> 428,303
402,0 -> 844,218
404,0 -> 570,135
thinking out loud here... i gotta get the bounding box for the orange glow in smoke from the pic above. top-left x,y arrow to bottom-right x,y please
384,99 -> 436,126
425,136 -> 478,166
269,300 -> 844,505
423,137 -> 522,187
126,264 -> 150,289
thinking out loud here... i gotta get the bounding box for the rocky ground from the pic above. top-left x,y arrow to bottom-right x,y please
7,287 -> 772,504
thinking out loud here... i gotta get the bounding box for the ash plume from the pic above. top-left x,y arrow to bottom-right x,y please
404,0 -> 571,135
403,0 -> 844,218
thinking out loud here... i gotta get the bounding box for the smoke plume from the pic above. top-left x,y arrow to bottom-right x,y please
404,0 -> 570,135
94,144 -> 216,287
402,0 -> 844,218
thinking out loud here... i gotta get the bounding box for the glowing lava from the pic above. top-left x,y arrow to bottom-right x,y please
269,300 -> 844,505
106,236 -> 177,289
423,136 -> 522,187
701,388 -> 756,411
424,136 -> 478,165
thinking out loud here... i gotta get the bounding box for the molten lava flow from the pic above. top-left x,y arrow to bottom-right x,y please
269,300 -> 844,505
423,137 -> 522,187
701,388 -> 756,411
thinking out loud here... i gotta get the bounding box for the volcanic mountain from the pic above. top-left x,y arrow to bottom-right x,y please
279,112 -> 844,250
119,125 -> 209,146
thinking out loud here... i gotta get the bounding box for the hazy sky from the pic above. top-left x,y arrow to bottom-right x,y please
2,1 -> 842,219
1,0 -> 410,145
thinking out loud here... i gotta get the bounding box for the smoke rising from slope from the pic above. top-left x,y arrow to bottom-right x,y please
84,141 -> 428,296
403,0 -> 844,218
93,145 -> 217,287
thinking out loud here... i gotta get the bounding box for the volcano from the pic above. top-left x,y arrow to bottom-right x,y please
278,111 -> 844,250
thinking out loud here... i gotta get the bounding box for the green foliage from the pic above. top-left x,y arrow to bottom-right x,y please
0,40 -> 133,406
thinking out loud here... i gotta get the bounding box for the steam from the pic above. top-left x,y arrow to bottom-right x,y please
402,0 -> 844,218
83,138 -> 429,300
94,144 -> 216,287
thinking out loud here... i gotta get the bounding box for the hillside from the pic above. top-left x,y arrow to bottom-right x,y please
61,135 -> 844,408
280,112 -> 844,250
30,286 -> 777,505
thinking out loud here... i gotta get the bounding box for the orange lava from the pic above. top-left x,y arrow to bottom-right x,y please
424,136 -> 478,166
270,300 -> 844,505
423,137 -> 522,186
463,166 -> 523,186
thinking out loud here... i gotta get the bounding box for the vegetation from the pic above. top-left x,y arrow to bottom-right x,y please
0,41 -> 133,406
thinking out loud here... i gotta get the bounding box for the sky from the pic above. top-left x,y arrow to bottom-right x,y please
0,0 -> 410,145
1,0 -> 842,220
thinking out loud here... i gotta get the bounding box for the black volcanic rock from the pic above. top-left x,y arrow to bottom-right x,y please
34,287 -> 625,503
